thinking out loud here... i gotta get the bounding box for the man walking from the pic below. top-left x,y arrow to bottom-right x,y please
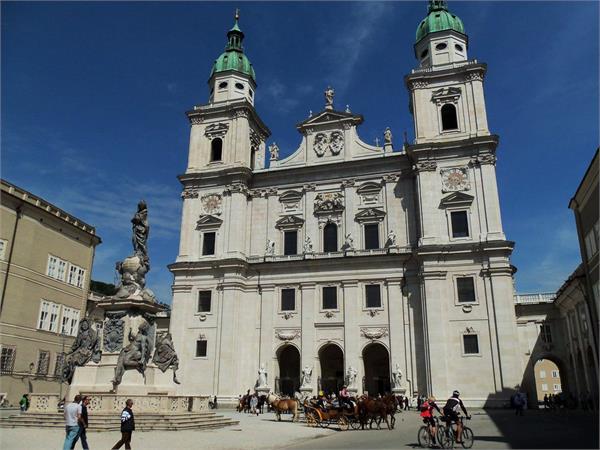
112,399 -> 135,449
71,396 -> 90,450
63,395 -> 82,450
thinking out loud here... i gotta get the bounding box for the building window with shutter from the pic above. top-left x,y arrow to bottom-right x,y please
198,291 -> 212,313
196,340 -> 208,357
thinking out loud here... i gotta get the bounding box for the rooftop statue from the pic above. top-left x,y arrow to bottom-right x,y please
324,86 -> 335,109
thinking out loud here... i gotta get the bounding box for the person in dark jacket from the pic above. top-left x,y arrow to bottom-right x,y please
112,399 -> 135,449
71,396 -> 90,449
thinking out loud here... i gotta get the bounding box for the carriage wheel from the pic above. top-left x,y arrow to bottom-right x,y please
349,417 -> 361,430
338,416 -> 349,431
306,412 -> 317,427
319,419 -> 330,428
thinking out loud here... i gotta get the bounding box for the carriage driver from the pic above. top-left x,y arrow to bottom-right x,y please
339,385 -> 352,410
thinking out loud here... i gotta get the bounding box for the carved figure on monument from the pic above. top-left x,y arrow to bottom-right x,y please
62,319 -> 101,383
343,233 -> 354,250
111,321 -> 152,389
384,127 -> 393,145
152,332 -> 181,384
329,131 -> 344,155
268,142 -> 279,161
303,236 -> 313,254
314,133 -> 327,157
324,86 -> 335,109
386,230 -> 397,247
114,202 -> 156,302
392,363 -> 403,388
103,316 -> 125,352
346,366 -> 358,388
257,363 -> 268,387
301,365 -> 312,387
265,239 -> 275,256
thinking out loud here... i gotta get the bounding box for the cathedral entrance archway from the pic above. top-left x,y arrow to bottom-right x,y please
319,343 -> 344,394
362,343 -> 390,396
277,345 -> 300,396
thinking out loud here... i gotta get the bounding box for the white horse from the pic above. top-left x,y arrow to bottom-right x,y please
267,393 -> 299,421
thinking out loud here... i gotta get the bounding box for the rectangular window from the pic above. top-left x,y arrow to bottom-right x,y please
541,383 -> 548,392
36,350 -> 50,375
283,230 -> 298,255
49,303 -> 60,332
364,224 -> 380,250
196,340 -> 207,357
202,232 -> 216,255
198,291 -> 212,313
451,211 -> 469,238
281,288 -> 295,311
60,307 -> 79,336
322,286 -> 337,310
67,264 -> 86,288
54,353 -> 65,377
553,384 -> 561,391
0,239 -> 7,260
47,255 -> 68,281
463,334 -> 479,354
457,277 -> 476,303
584,229 -> 598,261
0,346 -> 16,374
540,323 -> 553,343
551,370 -> 559,378
38,300 -> 51,330
365,285 -> 382,308
539,370 -> 546,379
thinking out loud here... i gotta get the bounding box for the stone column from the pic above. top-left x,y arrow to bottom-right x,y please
216,284 -> 242,397
300,282 -> 316,395
414,163 -> 440,246
386,278 -> 406,394
342,281 -> 360,393
478,160 -> 505,241
258,285 -> 275,392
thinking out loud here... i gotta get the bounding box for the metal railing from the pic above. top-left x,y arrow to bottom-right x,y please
514,293 -> 556,305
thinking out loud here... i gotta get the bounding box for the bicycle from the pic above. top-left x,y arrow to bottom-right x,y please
438,415 -> 474,449
417,416 -> 441,448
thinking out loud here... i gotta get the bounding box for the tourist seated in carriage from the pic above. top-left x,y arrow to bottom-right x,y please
339,385 -> 354,410
316,391 -> 329,410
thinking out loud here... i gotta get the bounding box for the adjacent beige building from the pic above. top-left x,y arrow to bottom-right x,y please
0,179 -> 101,405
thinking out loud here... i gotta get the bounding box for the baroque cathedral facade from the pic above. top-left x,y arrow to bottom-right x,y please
169,2 -> 522,406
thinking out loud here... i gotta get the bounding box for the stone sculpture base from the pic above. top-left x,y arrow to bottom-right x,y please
392,387 -> 407,395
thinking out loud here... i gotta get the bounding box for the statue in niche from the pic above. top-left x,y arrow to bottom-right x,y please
265,239 -> 275,256
62,318 -> 102,383
386,230 -> 397,247
111,321 -> 152,389
268,142 -> 279,161
346,366 -> 358,388
301,365 -> 312,387
303,236 -> 313,254
257,363 -> 268,387
324,86 -> 335,108
152,332 -> 181,384
392,363 -> 403,388
343,233 -> 354,250
384,127 -> 393,145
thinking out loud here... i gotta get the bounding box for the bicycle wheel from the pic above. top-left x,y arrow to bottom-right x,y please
461,427 -> 474,449
417,426 -> 431,448
437,425 -> 454,449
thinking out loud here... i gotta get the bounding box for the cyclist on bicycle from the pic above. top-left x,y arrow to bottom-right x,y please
420,395 -> 442,445
443,390 -> 471,444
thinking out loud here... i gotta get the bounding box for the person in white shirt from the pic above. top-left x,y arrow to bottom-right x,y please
63,395 -> 82,450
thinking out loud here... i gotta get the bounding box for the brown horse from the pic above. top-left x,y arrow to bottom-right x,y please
358,396 -> 391,430
267,393 -> 299,421
381,394 -> 398,429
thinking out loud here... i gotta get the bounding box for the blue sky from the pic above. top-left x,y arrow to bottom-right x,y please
2,1 -> 598,303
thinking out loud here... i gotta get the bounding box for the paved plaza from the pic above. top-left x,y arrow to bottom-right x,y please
0,408 -> 597,449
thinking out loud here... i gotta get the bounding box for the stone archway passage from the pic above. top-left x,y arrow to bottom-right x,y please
363,343 -> 390,396
319,344 -> 344,395
277,345 -> 300,396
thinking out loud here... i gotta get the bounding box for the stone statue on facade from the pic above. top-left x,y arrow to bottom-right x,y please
343,233 -> 354,250
103,316 -> 125,353
346,366 -> 358,388
384,127 -> 393,145
62,318 -> 102,383
265,239 -> 275,256
111,321 -> 153,389
386,230 -> 397,247
392,363 -> 403,388
257,363 -> 268,387
152,332 -> 181,384
114,201 -> 156,302
324,86 -> 335,109
301,365 -> 312,387
303,236 -> 313,254
268,142 -> 279,161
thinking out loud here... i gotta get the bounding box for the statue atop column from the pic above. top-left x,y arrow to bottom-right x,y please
114,201 -> 156,302
324,86 -> 335,110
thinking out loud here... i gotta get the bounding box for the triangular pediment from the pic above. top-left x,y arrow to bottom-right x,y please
439,192 -> 474,208
275,215 -> 305,229
196,214 -> 223,229
296,109 -> 363,132
355,208 -> 386,222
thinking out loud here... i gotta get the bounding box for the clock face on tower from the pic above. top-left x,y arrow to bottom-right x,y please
202,194 -> 222,215
441,167 -> 470,192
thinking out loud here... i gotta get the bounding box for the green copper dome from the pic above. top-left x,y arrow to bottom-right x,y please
416,1 -> 465,44
210,11 -> 256,82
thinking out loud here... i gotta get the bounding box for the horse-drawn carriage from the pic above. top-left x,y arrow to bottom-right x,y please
303,399 -> 361,430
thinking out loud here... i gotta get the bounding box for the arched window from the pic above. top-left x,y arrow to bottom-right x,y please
211,138 -> 223,162
323,223 -> 338,252
441,104 -> 458,131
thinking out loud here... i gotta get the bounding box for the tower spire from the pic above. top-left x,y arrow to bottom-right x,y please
428,0 -> 449,12
226,8 -> 244,51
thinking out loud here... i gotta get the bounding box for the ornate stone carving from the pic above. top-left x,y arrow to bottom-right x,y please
413,161 -> 437,172
384,127 -> 393,145
275,215 -> 304,229
324,311 -> 335,318
196,214 -> 223,229
465,71 -> 484,82
233,109 -> 249,119
361,327 -> 389,340
103,317 -> 124,353
62,318 -> 102,383
301,365 -> 312,387
472,154 -> 497,166
382,174 -> 400,183
314,133 -> 327,157
201,193 -> 222,215
256,363 -> 268,388
190,117 -> 203,125
346,366 -> 358,388
431,87 -> 461,105
409,79 -> 429,89
268,142 -> 279,161
441,167 -> 470,192
341,178 -> 356,188
265,239 -> 275,256
313,131 -> 345,157
111,320 -> 153,389
249,128 -> 261,149
329,131 -> 344,155
355,207 -> 386,223
275,329 -> 300,341
181,188 -> 199,199
392,363 -> 403,388
314,192 -> 344,214
152,332 -> 181,384
385,230 -> 397,247
302,183 -> 317,192
324,86 -> 335,109
223,183 -> 249,197
343,233 -> 354,250
303,236 -> 313,254
204,123 -> 229,139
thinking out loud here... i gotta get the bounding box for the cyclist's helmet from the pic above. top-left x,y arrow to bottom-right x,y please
452,390 -> 460,397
